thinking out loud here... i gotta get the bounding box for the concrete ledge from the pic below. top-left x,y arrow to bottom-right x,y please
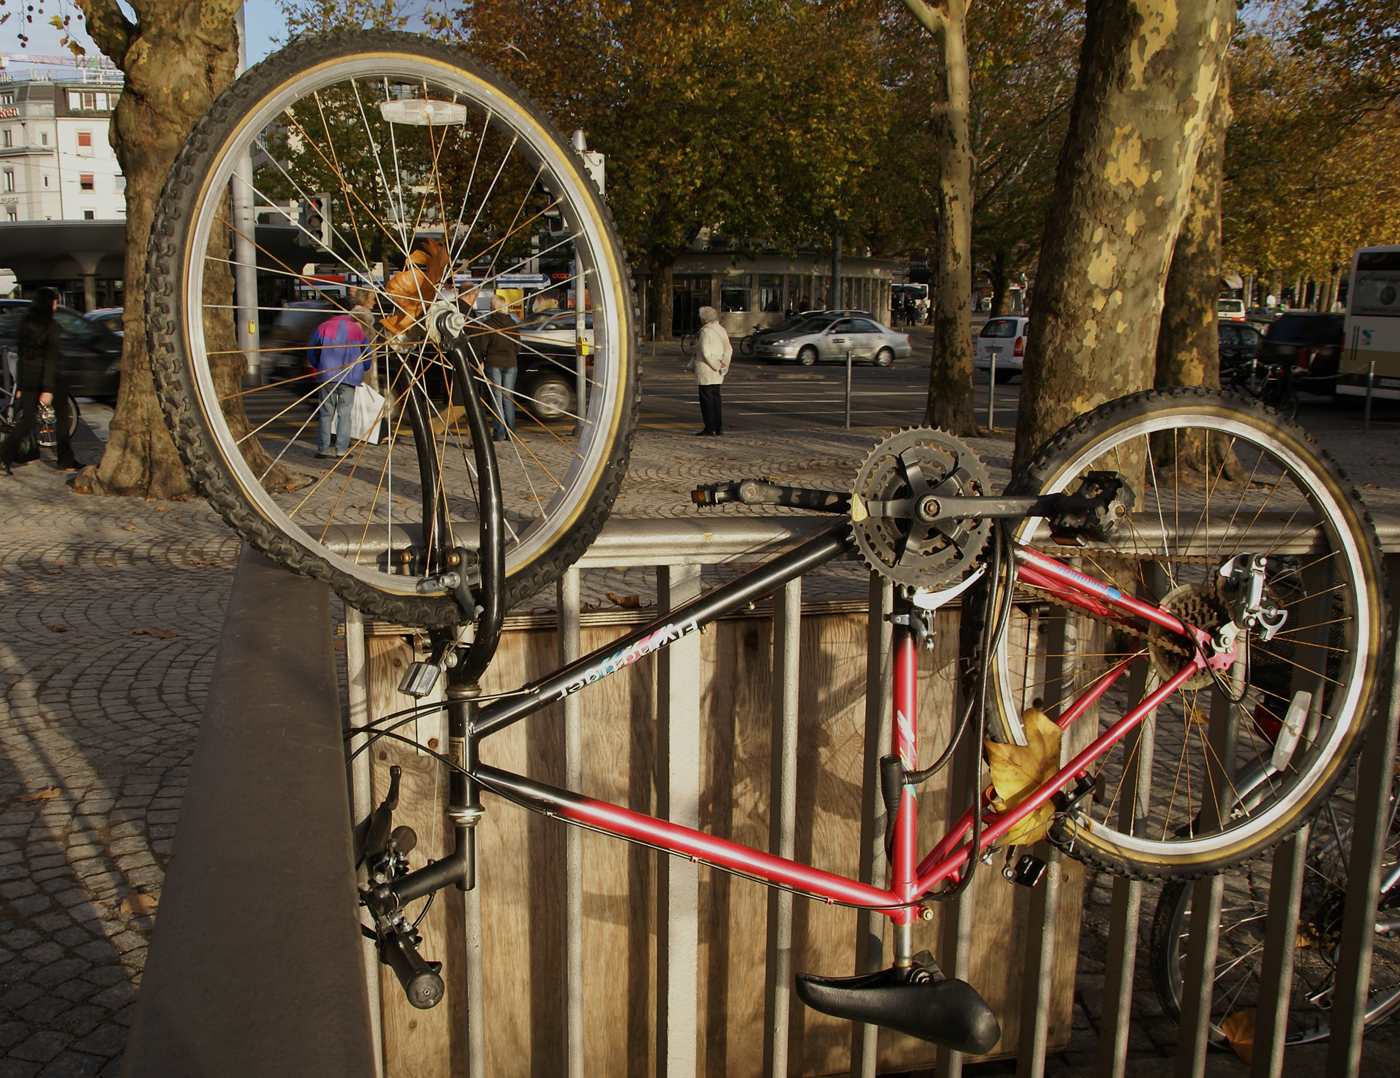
121,547 -> 375,1078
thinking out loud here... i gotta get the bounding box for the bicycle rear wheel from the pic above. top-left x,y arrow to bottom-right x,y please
148,30 -> 638,627
991,388 -> 1385,879
1148,776 -> 1400,1042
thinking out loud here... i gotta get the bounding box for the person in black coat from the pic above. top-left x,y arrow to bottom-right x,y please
1,288 -> 78,474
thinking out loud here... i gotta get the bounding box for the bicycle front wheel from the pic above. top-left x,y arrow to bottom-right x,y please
992,388 -> 1385,879
148,31 -> 638,626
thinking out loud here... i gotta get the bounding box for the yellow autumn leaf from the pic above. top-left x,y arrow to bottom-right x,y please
985,709 -> 1062,847
1220,1009 -> 1255,1064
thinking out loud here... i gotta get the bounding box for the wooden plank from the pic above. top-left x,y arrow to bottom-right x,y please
363,608 -> 1083,1078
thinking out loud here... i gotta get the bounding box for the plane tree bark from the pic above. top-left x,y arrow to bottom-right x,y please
1155,64 -> 1231,390
1012,0 -> 1235,470
72,0 -> 280,498
904,0 -> 976,435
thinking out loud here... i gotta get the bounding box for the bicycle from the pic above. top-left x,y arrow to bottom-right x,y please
1148,765 -> 1400,1046
148,29 -> 1387,1050
1222,354 -> 1299,421
1,350 -> 80,451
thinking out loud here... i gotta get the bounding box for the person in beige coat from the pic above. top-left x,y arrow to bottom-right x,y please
689,305 -> 731,436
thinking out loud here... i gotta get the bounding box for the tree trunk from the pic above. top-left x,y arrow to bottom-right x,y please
73,0 -> 249,499
988,251 -> 1010,316
906,0 -> 976,435
651,253 -> 676,341
1155,63 -> 1231,390
1011,0 -> 1235,471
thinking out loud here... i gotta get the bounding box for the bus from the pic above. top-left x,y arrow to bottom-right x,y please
1339,244 -> 1400,400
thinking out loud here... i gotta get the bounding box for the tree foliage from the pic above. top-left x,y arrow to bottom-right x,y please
1223,8 -> 1400,286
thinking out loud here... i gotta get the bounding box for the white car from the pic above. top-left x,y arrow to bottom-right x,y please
1217,298 -> 1247,322
519,312 -> 594,355
973,316 -> 1029,380
752,315 -> 912,366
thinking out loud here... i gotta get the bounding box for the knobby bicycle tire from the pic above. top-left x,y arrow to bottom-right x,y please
988,387 -> 1385,880
147,31 -> 638,626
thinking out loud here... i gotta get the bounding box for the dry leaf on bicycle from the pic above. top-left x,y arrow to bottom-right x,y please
985,709 -> 1061,847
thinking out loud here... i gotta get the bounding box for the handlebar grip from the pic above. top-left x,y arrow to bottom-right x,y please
380,920 -> 444,1010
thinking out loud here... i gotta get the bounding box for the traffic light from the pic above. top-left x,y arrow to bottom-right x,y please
297,193 -> 332,249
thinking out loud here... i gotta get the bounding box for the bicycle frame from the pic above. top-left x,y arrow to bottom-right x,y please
451,522 -> 1218,930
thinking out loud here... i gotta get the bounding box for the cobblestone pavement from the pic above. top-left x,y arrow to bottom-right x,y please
1,414 -> 1397,1076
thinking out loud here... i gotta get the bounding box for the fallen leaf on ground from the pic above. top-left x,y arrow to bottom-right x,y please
17,787 -> 61,802
985,708 -> 1062,846
49,625 -> 67,633
119,891 -> 159,915
1220,1009 -> 1254,1063
1364,483 -> 1381,490
122,525 -> 136,531
155,506 -> 170,512
131,628 -> 175,639
606,593 -> 641,609
24,583 -> 42,591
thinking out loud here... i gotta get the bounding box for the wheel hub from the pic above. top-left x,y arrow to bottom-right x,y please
850,428 -> 992,589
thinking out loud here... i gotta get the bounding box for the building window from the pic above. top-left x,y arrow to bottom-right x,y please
2,130 -> 10,149
6,210 -> 17,222
758,274 -> 783,313
80,174 -> 95,191
0,91 -> 14,106
720,273 -> 752,314
115,175 -> 126,193
3,171 -> 13,193
40,132 -> 48,146
77,131 -> 93,153
83,209 -> 95,220
43,176 -> 49,188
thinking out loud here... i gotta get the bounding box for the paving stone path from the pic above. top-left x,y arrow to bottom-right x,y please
1,415 -> 1397,1076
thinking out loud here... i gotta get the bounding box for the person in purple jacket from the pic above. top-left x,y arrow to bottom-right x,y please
308,304 -> 370,459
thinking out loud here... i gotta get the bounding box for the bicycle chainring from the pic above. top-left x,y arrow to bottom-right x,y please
850,428 -> 992,589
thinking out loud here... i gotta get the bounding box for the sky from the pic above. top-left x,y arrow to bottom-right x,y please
0,1 -> 431,70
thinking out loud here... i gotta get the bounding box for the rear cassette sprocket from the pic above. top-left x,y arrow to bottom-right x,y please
850,428 -> 992,589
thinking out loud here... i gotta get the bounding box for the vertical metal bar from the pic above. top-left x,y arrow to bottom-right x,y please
343,606 -> 384,1078
657,564 -> 703,1078
763,578 -> 802,1078
559,568 -> 585,1078
1249,827 -> 1311,1078
1173,673 -> 1243,1078
850,574 -> 894,1078
987,352 -> 996,431
464,887 -> 485,1076
1096,636 -> 1158,1078
1252,561 -> 1332,1077
844,350 -> 853,429
1325,552 -> 1400,1078
1017,607 -> 1076,1077
232,5 -> 260,386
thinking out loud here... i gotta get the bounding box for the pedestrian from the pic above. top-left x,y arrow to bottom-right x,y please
1,288 -> 78,475
473,291 -> 521,442
349,287 -> 379,390
307,301 -> 370,459
689,305 -> 730,437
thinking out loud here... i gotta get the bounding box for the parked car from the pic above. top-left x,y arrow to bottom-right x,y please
1218,320 -> 1264,369
753,315 -> 910,366
85,307 -> 125,338
746,309 -> 875,348
519,311 -> 594,355
0,298 -> 123,400
973,316 -> 1030,380
1246,306 -> 1279,325
265,300 -> 339,382
1259,312 -> 1345,393
1217,298 -> 1247,322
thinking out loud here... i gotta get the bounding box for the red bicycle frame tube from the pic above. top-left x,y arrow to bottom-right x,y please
468,539 -> 1222,919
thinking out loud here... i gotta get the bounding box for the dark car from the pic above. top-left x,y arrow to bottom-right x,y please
1218,320 -> 1263,370
0,299 -> 123,400
1259,312 -> 1345,392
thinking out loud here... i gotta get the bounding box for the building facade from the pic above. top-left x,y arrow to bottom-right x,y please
0,66 -> 126,224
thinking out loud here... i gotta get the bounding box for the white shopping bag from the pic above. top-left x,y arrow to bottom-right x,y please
348,383 -> 387,445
